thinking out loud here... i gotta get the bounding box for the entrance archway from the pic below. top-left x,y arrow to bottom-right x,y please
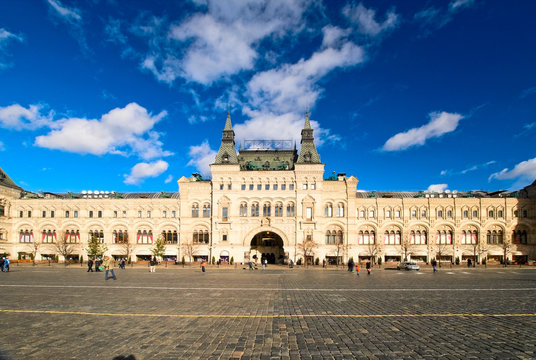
250,231 -> 285,264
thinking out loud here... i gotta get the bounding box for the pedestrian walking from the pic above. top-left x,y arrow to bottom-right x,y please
95,259 -> 102,272
201,259 -> 206,272
348,259 -> 355,272
262,259 -> 267,270
0,257 -> 4,272
432,259 -> 438,272
149,257 -> 156,273
87,258 -> 94,272
355,263 -> 361,276
3,257 -> 9,272
103,256 -> 117,280
366,261 -> 371,275
119,259 -> 126,269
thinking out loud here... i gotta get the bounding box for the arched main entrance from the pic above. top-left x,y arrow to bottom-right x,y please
250,231 -> 286,264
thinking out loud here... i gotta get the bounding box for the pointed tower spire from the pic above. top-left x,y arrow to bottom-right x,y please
214,111 -> 239,164
296,110 -> 321,164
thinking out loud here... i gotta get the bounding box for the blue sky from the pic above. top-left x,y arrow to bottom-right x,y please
0,0 -> 535,193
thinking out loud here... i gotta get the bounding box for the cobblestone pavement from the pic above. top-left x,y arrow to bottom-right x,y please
0,265 -> 535,359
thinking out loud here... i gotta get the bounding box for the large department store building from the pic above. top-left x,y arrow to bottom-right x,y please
1,113 -> 535,265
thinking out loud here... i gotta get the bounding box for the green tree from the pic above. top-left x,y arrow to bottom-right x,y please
86,234 -> 108,260
151,235 -> 166,260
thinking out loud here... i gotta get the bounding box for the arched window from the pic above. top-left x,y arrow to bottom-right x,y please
263,203 -> 271,217
251,203 -> 259,217
286,203 -> 295,217
42,229 -> 56,243
192,203 -> 199,217
325,230 -> 331,244
275,203 -> 283,217
162,230 -> 178,244
410,230 -> 427,245
384,230 -> 401,245
436,230 -> 453,245
358,230 -> 375,245
337,203 -> 345,217
113,230 -> 128,244
240,203 -> 248,217
324,204 -> 333,217
203,204 -> 211,217
337,230 -> 343,244
19,230 -> 34,243
137,230 -> 153,244
89,230 -> 104,243
0,205 -> 4,217
65,230 -> 80,243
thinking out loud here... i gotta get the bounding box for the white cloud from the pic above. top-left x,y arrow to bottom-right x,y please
0,28 -> 24,69
35,103 -> 172,160
449,0 -> 475,11
321,25 -> 350,48
489,158 -> 536,183
141,0 -> 312,85
0,104 -> 53,130
47,0 -> 81,21
427,184 -> 448,193
47,0 -> 89,53
187,140 -> 217,178
164,174 -> 173,184
124,160 -> 169,185
382,111 -> 463,151
343,3 -> 399,36
247,42 -> 365,114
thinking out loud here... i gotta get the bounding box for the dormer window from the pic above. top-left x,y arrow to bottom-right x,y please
304,152 -> 311,162
222,154 -> 229,163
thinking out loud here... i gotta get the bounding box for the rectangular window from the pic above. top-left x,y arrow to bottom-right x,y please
220,184 -> 224,190
411,210 -> 416,218
42,211 -> 46,218
249,184 -> 254,190
421,210 -> 426,218
228,184 -> 232,190
163,211 -> 167,218
311,184 -> 316,190
98,211 -> 102,218
303,184 -> 308,190
147,211 -> 151,218
241,184 -> 246,190
498,210 -> 503,218
395,211 -> 400,218
257,184 -> 262,190
306,207 -> 312,220
289,184 -> 294,190
172,211 -> 176,217
222,207 -> 228,221
65,211 -> 70,218
222,234 -> 227,242
369,210 -> 375,218
20,211 -> 23,218
359,210 -> 365,218
473,210 -> 478,217
265,184 -> 270,190
281,184 -> 286,190
386,210 -> 391,218
273,184 -> 278,190
138,211 -> 142,218
74,211 -> 78,218
89,211 -> 93,218
114,211 -> 118,218
50,211 -> 55,218
123,211 -> 127,217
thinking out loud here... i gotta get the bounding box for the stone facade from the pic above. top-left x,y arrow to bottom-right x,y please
0,115 -> 535,265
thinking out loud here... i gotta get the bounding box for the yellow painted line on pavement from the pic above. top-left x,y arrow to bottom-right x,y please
1,309 -> 535,319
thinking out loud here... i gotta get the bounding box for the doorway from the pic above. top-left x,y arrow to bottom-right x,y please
250,231 -> 285,264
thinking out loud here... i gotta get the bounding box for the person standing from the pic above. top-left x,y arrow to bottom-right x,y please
262,259 -> 267,270
366,261 -> 371,275
432,259 -> 438,272
149,257 -> 156,273
103,256 -> 117,280
87,258 -> 94,272
201,259 -> 206,272
0,257 -> 4,272
4,257 -> 10,272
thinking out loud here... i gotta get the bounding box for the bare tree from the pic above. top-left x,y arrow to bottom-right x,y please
400,233 -> 415,262
54,230 -> 76,266
502,235 -> 512,267
26,237 -> 42,265
182,238 -> 195,264
117,232 -> 133,263
297,238 -> 317,267
367,242 -> 383,266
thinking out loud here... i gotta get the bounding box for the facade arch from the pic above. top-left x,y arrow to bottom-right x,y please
242,226 -> 289,248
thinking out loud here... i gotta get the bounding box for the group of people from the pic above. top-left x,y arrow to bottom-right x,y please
0,257 -> 10,272
348,259 -> 372,276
